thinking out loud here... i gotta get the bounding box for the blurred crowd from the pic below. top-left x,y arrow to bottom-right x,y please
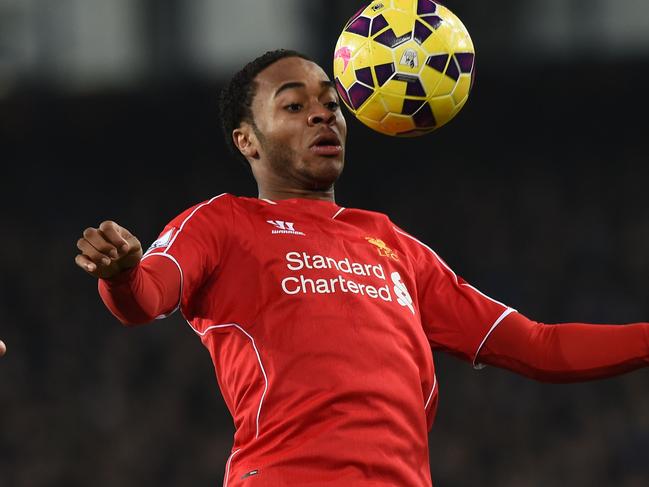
1,62 -> 649,486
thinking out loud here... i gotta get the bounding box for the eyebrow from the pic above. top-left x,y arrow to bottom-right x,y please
273,80 -> 335,98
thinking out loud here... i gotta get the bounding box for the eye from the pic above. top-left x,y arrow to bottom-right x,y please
325,101 -> 340,111
284,103 -> 302,112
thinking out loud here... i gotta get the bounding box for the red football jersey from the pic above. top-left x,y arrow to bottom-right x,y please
142,194 -> 512,486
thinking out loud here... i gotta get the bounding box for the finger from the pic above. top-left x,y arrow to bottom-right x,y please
75,253 -> 98,273
99,221 -> 130,254
77,238 -> 112,266
0,340 -> 6,357
83,227 -> 119,260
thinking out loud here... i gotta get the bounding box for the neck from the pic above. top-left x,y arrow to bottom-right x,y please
258,187 -> 336,202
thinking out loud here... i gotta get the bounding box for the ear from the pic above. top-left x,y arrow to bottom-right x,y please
232,124 -> 259,160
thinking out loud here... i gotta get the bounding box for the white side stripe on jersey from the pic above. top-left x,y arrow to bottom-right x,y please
223,448 -> 241,487
472,307 -> 516,370
187,322 -> 269,441
424,374 -> 438,411
164,193 -> 227,254
140,252 -> 184,318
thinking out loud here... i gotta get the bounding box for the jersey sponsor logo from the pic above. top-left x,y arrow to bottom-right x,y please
365,237 -> 399,261
267,220 -> 306,236
392,271 -> 415,314
280,251 -> 415,315
145,228 -> 176,253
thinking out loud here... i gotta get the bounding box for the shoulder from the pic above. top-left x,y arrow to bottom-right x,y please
168,193 -> 255,226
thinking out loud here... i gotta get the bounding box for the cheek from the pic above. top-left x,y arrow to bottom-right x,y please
337,113 -> 348,139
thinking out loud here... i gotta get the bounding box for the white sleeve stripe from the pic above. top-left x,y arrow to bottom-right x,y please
393,227 -> 460,284
424,374 -> 438,410
460,282 -> 509,309
332,207 -> 346,220
164,193 -> 227,254
472,307 -> 516,369
140,252 -> 184,318
394,226 -> 509,308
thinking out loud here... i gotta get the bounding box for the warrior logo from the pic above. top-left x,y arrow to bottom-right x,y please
365,237 -> 399,261
268,220 -> 306,236
400,49 -> 419,69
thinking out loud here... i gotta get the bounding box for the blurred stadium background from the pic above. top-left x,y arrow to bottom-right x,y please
1,0 -> 649,485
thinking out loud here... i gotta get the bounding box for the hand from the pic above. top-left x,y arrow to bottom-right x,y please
75,221 -> 143,279
0,340 -> 6,357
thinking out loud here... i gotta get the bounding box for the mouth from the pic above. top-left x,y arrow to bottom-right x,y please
309,132 -> 343,157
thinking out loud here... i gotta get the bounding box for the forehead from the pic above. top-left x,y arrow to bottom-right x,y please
254,57 -> 331,97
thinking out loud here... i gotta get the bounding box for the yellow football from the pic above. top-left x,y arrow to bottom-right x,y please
334,0 -> 475,136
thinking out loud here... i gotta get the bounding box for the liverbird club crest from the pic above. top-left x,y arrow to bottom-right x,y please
365,237 -> 399,261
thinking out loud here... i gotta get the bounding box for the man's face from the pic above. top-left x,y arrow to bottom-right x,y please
246,57 -> 347,192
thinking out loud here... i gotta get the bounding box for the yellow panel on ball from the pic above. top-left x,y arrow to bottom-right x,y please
380,78 -> 409,98
381,9 -> 414,37
452,29 -> 474,54
419,60 -> 447,98
420,30 -> 450,57
392,0 -> 416,14
367,41 -> 396,68
357,94 -> 388,122
380,113 -> 416,135
429,96 -> 455,126
358,115 -> 386,134
452,76 -> 471,105
379,92 -> 408,114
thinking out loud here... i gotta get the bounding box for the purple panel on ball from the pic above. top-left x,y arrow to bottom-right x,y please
406,79 -> 427,97
355,67 -> 374,87
413,103 -> 437,128
413,21 -> 433,45
371,14 -> 389,36
348,82 -> 374,109
421,15 -> 443,30
402,99 -> 424,115
375,29 -> 412,48
374,62 -> 395,86
395,74 -> 427,97
426,54 -> 449,73
455,53 -> 475,73
417,0 -> 437,15
445,57 -> 460,80
345,4 -> 369,28
335,78 -> 352,108
346,16 -> 371,37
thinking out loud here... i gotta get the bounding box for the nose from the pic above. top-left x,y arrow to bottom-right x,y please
308,105 -> 336,126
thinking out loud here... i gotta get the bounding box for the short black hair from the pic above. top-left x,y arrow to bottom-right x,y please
219,49 -> 313,168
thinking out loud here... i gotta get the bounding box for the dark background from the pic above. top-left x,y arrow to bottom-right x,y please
1,1 -> 649,486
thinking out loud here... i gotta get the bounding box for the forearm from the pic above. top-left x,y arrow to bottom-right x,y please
478,312 -> 649,383
98,256 -> 181,325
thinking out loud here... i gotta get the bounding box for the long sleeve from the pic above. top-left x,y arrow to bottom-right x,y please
98,255 -> 181,325
477,311 -> 649,383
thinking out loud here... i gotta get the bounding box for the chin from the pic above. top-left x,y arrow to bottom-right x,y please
304,157 -> 344,189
